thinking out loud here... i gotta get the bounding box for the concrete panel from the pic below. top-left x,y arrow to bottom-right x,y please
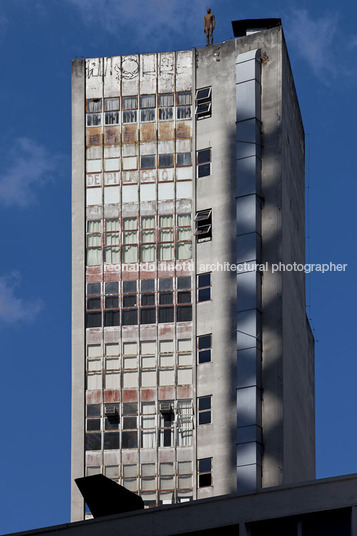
103,56 -> 121,97
140,54 -> 157,94
86,57 -> 103,97
237,348 -> 261,388
122,185 -> 138,203
121,55 -> 139,95
176,50 -> 193,91
176,181 -> 192,199
104,186 -> 120,205
158,52 -> 175,92
236,156 -> 261,197
140,184 -> 156,202
158,182 -> 175,200
86,188 -> 102,206
87,160 -> 102,173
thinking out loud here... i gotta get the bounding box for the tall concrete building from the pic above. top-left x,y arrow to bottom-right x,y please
71,18 -> 315,521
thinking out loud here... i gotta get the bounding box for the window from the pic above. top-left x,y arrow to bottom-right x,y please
140,94 -> 156,122
159,154 -> 174,168
198,396 -> 212,425
86,311 -> 102,328
177,92 -> 191,119
197,148 -> 211,178
195,87 -> 212,119
177,213 -> 192,260
197,273 -> 211,302
104,219 -> 120,264
141,402 -> 156,448
86,404 -> 102,451
177,400 -> 193,446
159,402 -> 174,447
159,93 -> 173,121
140,155 -> 155,169
86,220 -> 102,266
122,218 -> 138,263
140,277 -> 156,324
122,96 -> 137,123
122,403 -> 138,449
195,209 -> 212,241
104,281 -> 119,327
176,153 -> 191,166
87,99 -> 102,126
104,98 -> 120,125
87,283 -> 101,296
140,216 -> 156,263
198,458 -> 212,487
122,279 -> 137,325
198,334 -> 211,363
158,216 -> 174,261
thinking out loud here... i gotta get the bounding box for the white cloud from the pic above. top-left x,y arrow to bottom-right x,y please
67,0 -> 206,46
0,137 -> 57,208
286,9 -> 339,80
0,272 -> 42,324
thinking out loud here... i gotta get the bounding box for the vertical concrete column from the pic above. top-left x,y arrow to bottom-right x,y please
71,59 -> 86,521
235,49 -> 262,492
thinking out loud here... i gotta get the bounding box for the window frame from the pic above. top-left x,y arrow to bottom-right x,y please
197,272 -> 212,302
195,87 -> 212,119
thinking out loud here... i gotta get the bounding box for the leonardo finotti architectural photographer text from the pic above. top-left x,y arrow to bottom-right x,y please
105,261 -> 348,274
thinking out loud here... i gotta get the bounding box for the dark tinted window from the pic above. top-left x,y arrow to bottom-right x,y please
86,312 -> 102,328
87,283 -> 101,295
178,291 -> 191,304
141,293 -> 155,306
122,431 -> 138,449
104,310 -> 120,327
177,276 -> 191,289
123,281 -> 137,293
105,296 -> 118,308
105,282 -> 118,294
177,305 -> 192,322
86,433 -> 101,451
87,297 -> 101,310
103,432 -> 119,449
141,279 -> 155,291
159,292 -> 173,305
159,278 -> 173,290
123,295 -> 137,307
158,307 -> 174,323
140,308 -> 156,324
122,309 -> 138,325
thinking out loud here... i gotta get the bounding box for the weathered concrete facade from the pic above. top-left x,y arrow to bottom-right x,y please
72,23 -> 315,521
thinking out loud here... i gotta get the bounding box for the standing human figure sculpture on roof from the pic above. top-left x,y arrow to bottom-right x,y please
204,8 -> 215,46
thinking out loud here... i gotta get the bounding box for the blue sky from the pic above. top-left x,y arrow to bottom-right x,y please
0,0 -> 356,533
